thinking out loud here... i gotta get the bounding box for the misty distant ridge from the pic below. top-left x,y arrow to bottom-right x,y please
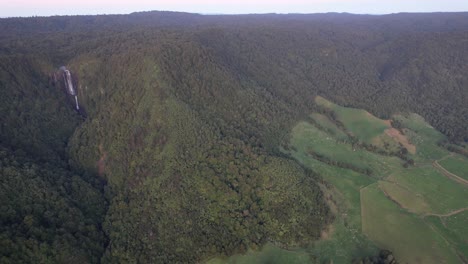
2,10 -> 468,37
2,10 -> 468,19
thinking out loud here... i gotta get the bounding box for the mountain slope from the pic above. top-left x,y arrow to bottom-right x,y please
0,55 -> 107,263
0,11 -> 467,263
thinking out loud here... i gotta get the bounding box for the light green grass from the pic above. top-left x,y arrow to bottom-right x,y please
378,181 -> 430,215
425,211 -> 468,259
393,114 -> 448,161
302,160 -> 379,263
370,133 -> 403,154
312,221 -> 378,264
279,98 -> 467,263
309,113 -> 349,141
287,127 -> 381,263
290,121 -> 402,177
404,129 -> 449,161
212,97 -> 468,264
439,155 -> 468,181
307,101 -> 466,262
315,96 -> 389,143
361,183 -> 460,264
393,113 -> 445,142
388,167 -> 468,215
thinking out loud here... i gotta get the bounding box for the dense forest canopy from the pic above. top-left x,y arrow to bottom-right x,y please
0,11 -> 467,263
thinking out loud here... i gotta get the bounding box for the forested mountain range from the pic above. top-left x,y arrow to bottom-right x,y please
0,11 -> 467,263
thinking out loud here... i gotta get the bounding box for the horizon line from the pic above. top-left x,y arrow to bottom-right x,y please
1,10 -> 467,19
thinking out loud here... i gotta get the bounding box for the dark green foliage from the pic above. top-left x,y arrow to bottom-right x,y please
352,250 -> 398,264
65,52 -> 330,262
0,55 -> 107,262
0,147 -> 107,263
306,149 -> 374,176
0,55 -> 81,162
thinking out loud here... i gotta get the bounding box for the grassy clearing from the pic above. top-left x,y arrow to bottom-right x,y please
383,128 -> 417,154
315,96 -> 409,155
309,113 -> 349,141
440,211 -> 468,256
378,181 -> 430,215
404,129 -> 449,161
371,132 -> 404,154
439,155 -> 468,181
287,156 -> 374,229
334,108 -> 388,143
393,114 -> 448,161
287,132 -> 380,263
315,96 -> 389,143
302,100 -> 467,262
304,160 -> 379,263
290,121 -> 402,177
425,211 -> 468,260
361,183 -> 460,264
388,167 -> 468,215
263,98 -> 468,263
393,113 -> 445,142
315,96 -> 335,109
312,221 -> 378,264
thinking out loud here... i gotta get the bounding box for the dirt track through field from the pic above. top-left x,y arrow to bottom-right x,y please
433,160 -> 468,187
424,207 -> 468,217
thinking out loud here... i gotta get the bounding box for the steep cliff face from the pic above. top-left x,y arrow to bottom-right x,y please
51,67 -> 86,116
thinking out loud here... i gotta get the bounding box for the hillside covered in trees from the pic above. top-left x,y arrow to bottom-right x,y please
0,11 -> 467,263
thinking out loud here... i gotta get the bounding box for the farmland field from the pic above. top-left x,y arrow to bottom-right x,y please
289,121 -> 402,177
387,168 -> 468,214
309,113 -> 349,141
425,211 -> 468,258
439,155 -> 468,180
315,96 -> 390,143
209,96 -> 468,264
361,184 -> 460,264
284,97 -> 468,263
378,180 -> 430,214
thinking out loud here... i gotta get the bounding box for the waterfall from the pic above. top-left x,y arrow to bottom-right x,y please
74,96 -> 80,110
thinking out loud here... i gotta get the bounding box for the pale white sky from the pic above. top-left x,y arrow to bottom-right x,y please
1,0 -> 467,17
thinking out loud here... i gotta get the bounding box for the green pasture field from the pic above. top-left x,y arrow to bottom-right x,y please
439,155 -> 468,180
361,183 -> 460,264
393,113 -> 446,142
425,212 -> 468,259
210,97 -> 467,264
378,180 -> 430,215
302,159 -> 379,263
393,114 -> 449,160
315,96 -> 389,143
403,129 -> 449,161
387,167 -> 468,214
309,113 -> 349,141
290,121 -> 402,177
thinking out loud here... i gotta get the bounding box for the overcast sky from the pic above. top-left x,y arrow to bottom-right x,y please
1,0 -> 468,17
